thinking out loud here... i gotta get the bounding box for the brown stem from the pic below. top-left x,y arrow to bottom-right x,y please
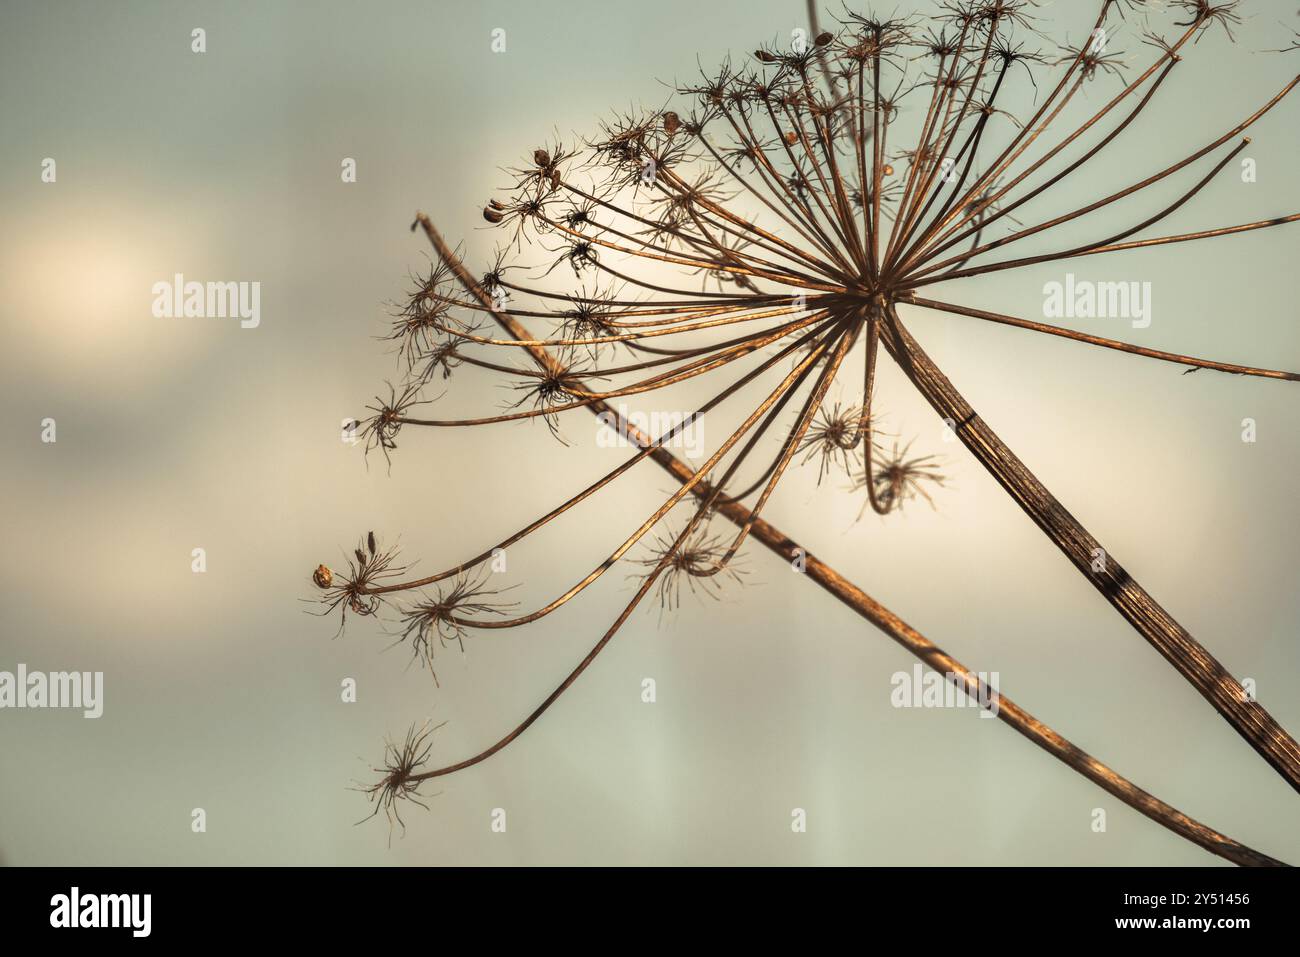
882,302 -> 1300,794
906,296 -> 1300,381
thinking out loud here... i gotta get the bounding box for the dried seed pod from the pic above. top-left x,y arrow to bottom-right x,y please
662,111 -> 680,136
784,131 -> 799,145
754,50 -> 776,63
483,206 -> 504,223
368,531 -> 377,555
356,548 -> 367,565
549,169 -> 561,191
815,32 -> 833,47
488,198 -> 506,210
533,148 -> 551,168
313,564 -> 333,589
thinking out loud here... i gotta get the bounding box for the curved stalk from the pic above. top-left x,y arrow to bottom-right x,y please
883,302 -> 1300,793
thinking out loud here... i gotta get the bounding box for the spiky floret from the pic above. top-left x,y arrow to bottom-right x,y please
798,402 -> 879,484
355,721 -> 443,845
392,573 -> 518,682
358,382 -> 432,468
311,532 -> 406,636
630,524 -> 749,613
857,440 -> 948,514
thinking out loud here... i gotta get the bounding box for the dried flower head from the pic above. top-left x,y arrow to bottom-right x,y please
798,402 -> 878,484
356,720 -> 444,845
314,0 -> 1300,858
630,524 -> 749,614
1173,0 -> 1243,42
858,440 -> 948,514
392,573 -> 519,681
311,532 -> 406,635
506,352 -> 596,443
359,381 -> 432,468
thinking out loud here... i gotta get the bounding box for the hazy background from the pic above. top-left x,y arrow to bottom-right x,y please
1,0 -> 1297,865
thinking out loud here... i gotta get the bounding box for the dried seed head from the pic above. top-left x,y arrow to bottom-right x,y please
368,531 -> 377,556
857,441 -> 948,514
312,0 -> 1292,853
356,721 -> 443,845
630,525 -> 748,614
394,572 -> 520,672
309,534 -> 406,636
359,381 -> 431,469
506,352 -> 591,442
799,403 -> 881,485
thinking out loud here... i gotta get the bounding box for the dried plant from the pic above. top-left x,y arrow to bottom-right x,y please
312,0 -> 1299,865
392,573 -> 519,683
309,531 -> 406,636
631,523 -> 750,614
357,382 -> 430,469
798,401 -> 875,484
858,439 -> 947,514
355,720 -> 444,846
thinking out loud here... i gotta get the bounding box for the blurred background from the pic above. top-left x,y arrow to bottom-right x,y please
1,0 -> 1297,865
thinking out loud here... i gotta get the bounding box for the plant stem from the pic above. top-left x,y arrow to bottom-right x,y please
883,303 -> 1300,794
